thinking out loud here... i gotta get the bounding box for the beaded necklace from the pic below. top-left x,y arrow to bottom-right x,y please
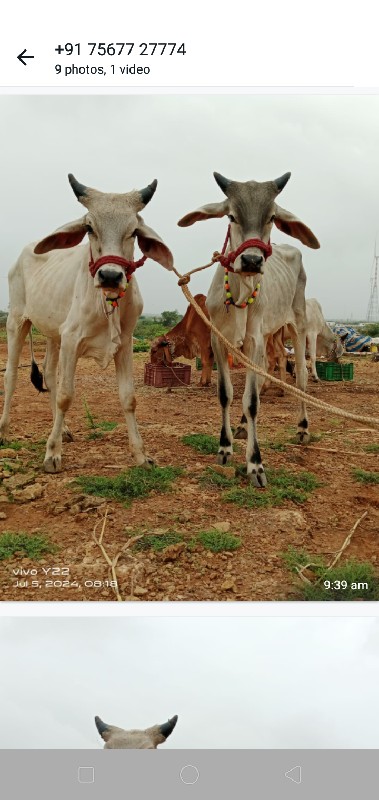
224,268 -> 260,309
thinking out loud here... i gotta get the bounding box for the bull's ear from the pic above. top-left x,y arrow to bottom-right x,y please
178,200 -> 229,227
135,219 -> 173,270
274,205 -> 320,249
34,218 -> 87,254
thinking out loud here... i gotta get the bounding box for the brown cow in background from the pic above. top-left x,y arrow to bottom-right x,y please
150,294 -> 214,386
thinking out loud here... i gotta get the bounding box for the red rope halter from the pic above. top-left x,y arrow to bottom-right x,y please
218,225 -> 272,270
88,250 -> 147,279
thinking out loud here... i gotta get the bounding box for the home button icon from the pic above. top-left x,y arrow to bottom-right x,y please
180,765 -> 200,785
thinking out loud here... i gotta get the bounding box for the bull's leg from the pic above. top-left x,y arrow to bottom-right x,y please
234,413 -> 248,440
0,316 -> 31,442
212,333 -> 234,464
43,340 -> 73,442
289,323 -> 310,444
242,337 -> 267,488
114,337 -> 153,467
200,346 -> 213,386
307,333 -> 319,381
43,337 -> 78,473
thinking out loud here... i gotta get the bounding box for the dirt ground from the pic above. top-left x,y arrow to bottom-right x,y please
0,339 -> 378,602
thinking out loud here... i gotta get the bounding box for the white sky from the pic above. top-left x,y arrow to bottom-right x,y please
0,617 -> 378,749
0,95 -> 378,318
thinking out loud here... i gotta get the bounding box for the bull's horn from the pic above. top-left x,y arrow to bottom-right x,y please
139,179 -> 158,206
95,716 -> 111,736
159,715 -> 178,739
214,172 -> 232,195
274,172 -> 291,193
68,174 -> 89,200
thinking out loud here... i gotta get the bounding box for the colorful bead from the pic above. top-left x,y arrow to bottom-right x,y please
223,268 -> 260,308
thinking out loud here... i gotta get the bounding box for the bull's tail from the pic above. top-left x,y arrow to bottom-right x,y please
29,331 -> 48,393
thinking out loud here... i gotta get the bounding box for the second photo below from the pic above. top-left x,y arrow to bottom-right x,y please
0,94 -> 378,602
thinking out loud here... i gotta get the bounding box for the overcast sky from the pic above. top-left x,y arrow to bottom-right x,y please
0,95 -> 379,319
0,617 -> 378,749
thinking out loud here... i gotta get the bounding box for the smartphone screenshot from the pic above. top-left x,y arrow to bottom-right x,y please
0,1 -> 378,797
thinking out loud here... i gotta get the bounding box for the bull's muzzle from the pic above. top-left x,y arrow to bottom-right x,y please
96,267 -> 125,289
240,253 -> 264,274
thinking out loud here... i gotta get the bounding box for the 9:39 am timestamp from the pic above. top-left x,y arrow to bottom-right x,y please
323,580 -> 368,590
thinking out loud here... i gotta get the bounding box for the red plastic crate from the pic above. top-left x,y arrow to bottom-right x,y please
144,362 -> 191,388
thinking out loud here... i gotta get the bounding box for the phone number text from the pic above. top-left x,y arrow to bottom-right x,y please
55,43 -> 186,56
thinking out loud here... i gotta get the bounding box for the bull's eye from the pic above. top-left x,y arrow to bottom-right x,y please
85,224 -> 94,234
131,229 -> 138,238
270,214 -> 276,223
228,215 -> 236,223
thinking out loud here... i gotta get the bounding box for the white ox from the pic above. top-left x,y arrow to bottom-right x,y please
264,298 -> 344,388
178,172 -> 320,487
0,175 -> 173,472
95,714 -> 178,749
304,298 -> 344,380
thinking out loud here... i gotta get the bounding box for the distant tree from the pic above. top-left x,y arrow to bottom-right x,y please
361,323 -> 379,337
160,310 -> 182,328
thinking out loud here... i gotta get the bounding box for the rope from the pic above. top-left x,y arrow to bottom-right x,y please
170,262 -> 379,430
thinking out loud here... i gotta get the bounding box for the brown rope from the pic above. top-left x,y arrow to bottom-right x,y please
170,263 -> 379,430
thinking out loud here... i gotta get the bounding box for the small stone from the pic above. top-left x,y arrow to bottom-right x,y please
12,483 -> 44,502
159,543 -> 186,562
4,471 -> 36,490
221,578 -> 237,591
69,503 -> 82,515
0,449 -> 18,459
211,465 -> 236,479
0,511 -> 7,519
212,521 -> 231,533
133,586 -> 148,596
52,506 -> 67,515
178,512 -> 192,523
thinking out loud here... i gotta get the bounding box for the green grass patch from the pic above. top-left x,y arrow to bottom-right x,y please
352,468 -> 379,485
196,529 -> 241,552
133,527 -> 241,554
75,465 -> 183,506
282,547 -> 379,600
0,532 -> 58,561
182,433 -> 220,455
218,467 -> 320,508
363,444 -> 379,453
288,432 -> 323,445
262,440 -> 287,452
134,531 -> 184,552
0,440 -> 23,452
83,399 -> 117,439
199,467 -> 236,488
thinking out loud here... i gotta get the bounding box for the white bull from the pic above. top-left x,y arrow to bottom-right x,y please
264,298 -> 344,387
305,298 -> 344,380
95,714 -> 178,749
178,171 -> 320,487
0,174 -> 173,472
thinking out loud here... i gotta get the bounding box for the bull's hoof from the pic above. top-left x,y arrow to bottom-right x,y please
138,456 -> 155,469
312,375 -> 320,383
43,455 -> 62,473
296,430 -> 311,445
234,426 -> 247,440
217,448 -> 233,466
62,428 -> 74,443
248,465 -> 267,488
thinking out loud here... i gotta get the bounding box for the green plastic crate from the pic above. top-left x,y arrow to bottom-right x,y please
196,357 -> 217,371
315,361 -> 354,381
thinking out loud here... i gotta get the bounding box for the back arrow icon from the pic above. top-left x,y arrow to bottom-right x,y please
17,49 -> 34,66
